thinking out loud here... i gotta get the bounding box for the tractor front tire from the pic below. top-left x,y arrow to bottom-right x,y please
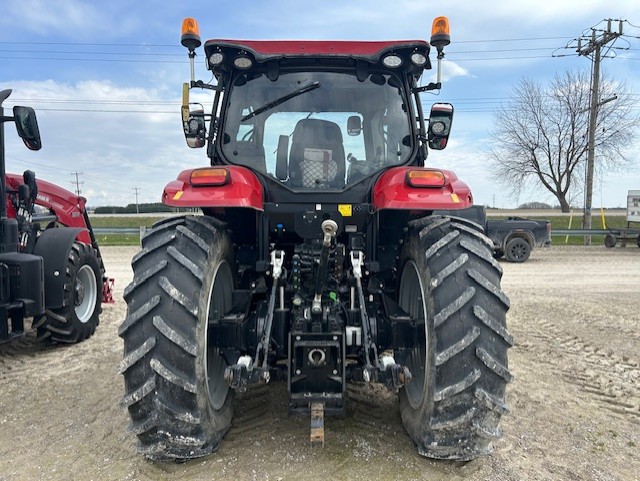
397,215 -> 513,461
35,242 -> 102,343
119,216 -> 235,461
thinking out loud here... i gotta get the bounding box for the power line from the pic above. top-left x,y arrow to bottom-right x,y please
0,49 -> 182,57
0,56 -> 185,64
14,108 -> 176,114
0,36 -> 576,47
0,41 -> 179,48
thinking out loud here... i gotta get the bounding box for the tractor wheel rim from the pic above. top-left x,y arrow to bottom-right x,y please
75,265 -> 97,323
398,260 -> 428,409
204,260 -> 232,411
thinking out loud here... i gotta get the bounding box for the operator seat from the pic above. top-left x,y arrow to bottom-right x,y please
288,119 -> 345,188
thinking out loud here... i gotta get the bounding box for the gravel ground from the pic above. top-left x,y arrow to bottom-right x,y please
0,245 -> 638,481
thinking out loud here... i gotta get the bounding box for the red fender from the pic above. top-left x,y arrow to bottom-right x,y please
372,166 -> 473,211
162,166 -> 264,210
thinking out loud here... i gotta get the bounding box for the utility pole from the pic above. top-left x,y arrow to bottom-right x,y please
576,19 -> 622,245
133,187 -> 140,214
71,171 -> 83,196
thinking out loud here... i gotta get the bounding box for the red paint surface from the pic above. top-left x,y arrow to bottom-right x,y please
372,167 -> 473,211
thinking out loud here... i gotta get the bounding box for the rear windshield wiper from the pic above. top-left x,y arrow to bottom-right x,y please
241,81 -> 320,122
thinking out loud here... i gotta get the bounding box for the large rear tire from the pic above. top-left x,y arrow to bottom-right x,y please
397,215 -> 513,461
34,242 -> 102,343
119,215 -> 235,461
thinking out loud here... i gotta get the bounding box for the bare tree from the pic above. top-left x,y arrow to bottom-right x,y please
489,70 -> 639,212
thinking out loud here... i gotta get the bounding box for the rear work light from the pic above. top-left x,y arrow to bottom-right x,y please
190,167 -> 230,186
382,54 -> 403,68
406,170 -> 446,187
233,56 -> 253,69
410,52 -> 427,66
209,52 -> 224,66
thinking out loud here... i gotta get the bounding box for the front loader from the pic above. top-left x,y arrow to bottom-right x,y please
0,89 -> 113,344
120,16 -> 512,461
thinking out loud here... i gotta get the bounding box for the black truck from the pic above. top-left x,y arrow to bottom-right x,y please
435,206 -> 551,262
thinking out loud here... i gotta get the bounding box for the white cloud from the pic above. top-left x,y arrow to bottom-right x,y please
1,0 -> 127,39
2,79 -> 204,206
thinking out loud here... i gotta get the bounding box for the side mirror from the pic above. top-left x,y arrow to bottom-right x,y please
183,108 -> 206,148
13,106 -> 41,151
347,115 -> 362,136
427,103 -> 453,151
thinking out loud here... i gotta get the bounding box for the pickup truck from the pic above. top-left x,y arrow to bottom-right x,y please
434,206 -> 551,262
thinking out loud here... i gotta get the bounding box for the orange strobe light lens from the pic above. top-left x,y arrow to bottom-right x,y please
181,17 -> 202,50
430,16 -> 451,49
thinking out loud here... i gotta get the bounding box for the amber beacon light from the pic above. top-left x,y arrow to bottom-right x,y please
181,17 -> 201,51
430,16 -> 451,51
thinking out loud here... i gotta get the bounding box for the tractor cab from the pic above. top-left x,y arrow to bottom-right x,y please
210,44 -> 421,192
179,20 -> 454,200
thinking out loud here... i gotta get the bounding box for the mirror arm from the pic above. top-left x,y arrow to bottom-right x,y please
413,89 -> 429,165
0,115 -> 15,123
412,82 -> 441,93
190,80 -> 222,92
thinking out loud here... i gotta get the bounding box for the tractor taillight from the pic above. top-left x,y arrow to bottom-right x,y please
406,170 -> 446,187
190,167 -> 230,186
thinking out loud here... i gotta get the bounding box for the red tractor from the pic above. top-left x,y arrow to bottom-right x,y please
0,89 -> 113,344
120,17 -> 512,461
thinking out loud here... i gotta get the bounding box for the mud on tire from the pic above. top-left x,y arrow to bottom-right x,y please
35,242 -> 102,343
119,215 -> 235,461
397,215 -> 513,461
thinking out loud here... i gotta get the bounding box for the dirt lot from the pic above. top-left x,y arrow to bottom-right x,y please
1,245 -> 639,481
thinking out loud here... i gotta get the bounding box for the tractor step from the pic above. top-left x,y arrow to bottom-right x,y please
310,402 -> 324,447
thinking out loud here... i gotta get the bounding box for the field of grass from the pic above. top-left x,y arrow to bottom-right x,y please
90,216 -> 169,246
90,216 -> 169,229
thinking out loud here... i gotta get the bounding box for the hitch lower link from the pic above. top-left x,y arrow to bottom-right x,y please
350,250 -> 411,392
224,250 -> 285,392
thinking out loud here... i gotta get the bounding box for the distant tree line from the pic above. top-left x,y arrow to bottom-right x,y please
516,202 -> 552,210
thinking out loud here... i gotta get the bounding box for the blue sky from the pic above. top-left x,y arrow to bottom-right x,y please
1,0 -> 639,208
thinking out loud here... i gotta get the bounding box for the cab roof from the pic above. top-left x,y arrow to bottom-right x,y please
203,39 -> 430,64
